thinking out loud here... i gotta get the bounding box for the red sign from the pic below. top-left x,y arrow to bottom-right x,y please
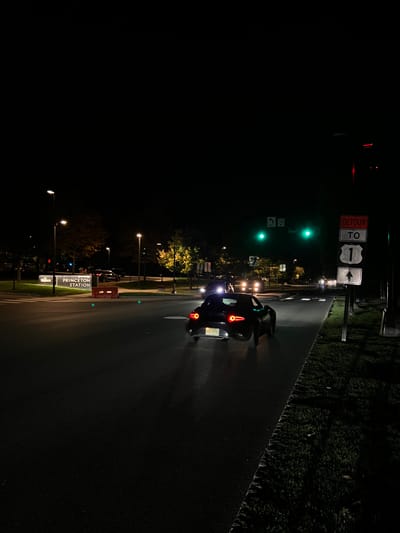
340,215 -> 368,230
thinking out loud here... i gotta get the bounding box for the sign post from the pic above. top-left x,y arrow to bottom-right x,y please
337,215 -> 368,341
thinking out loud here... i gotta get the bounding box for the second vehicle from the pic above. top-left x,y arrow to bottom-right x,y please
199,279 -> 235,299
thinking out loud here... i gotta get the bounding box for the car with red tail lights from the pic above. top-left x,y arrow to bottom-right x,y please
185,292 -> 276,347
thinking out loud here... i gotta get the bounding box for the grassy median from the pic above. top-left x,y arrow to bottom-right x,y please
230,297 -> 400,532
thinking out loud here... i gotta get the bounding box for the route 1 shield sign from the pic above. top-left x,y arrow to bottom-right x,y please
338,244 -> 365,265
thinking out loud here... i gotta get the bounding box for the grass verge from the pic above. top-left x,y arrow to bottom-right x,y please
230,297 -> 400,532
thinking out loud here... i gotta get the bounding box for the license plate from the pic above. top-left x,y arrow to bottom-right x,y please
205,327 -> 219,336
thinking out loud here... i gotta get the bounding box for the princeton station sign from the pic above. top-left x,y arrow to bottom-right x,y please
39,274 -> 92,290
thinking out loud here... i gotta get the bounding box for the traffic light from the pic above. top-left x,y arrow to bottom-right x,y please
256,231 -> 268,242
300,227 -> 314,239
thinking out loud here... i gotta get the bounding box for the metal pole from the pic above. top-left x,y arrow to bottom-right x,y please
47,190 -> 57,295
341,285 -> 350,342
172,244 -> 176,294
52,222 -> 56,295
138,238 -> 141,280
136,233 -> 142,282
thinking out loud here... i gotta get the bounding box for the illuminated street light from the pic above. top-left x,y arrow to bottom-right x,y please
172,242 -> 177,294
136,233 -> 142,281
46,189 -> 68,295
106,247 -> 111,268
52,219 -> 67,294
47,190 -> 57,294
156,242 -> 163,282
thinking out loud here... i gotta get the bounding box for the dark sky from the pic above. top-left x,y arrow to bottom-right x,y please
4,15 -> 399,251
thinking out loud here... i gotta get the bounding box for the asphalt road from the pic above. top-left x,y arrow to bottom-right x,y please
0,292 -> 333,532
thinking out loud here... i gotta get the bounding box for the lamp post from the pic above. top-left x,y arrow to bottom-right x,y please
172,242 -> 177,294
156,242 -> 163,282
136,233 -> 142,281
46,190 -> 57,295
51,219 -> 67,294
106,247 -> 111,268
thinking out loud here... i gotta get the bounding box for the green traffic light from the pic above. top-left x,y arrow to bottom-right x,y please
256,231 -> 267,241
300,227 -> 314,239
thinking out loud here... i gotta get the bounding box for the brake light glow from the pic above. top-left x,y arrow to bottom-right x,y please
189,312 -> 200,320
227,314 -> 245,323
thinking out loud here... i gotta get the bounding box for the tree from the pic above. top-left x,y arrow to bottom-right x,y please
214,247 -> 240,277
156,231 -> 200,278
253,257 -> 275,279
57,212 -> 110,272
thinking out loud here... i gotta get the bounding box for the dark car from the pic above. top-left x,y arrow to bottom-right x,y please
94,269 -> 121,282
199,279 -> 234,299
186,292 -> 276,347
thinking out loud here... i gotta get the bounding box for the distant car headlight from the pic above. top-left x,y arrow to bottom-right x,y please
200,287 -> 206,294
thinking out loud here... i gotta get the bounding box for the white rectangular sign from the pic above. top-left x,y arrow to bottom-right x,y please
337,267 -> 362,286
39,274 -> 92,289
339,229 -> 368,243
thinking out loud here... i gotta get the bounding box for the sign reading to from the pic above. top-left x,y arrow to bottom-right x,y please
339,229 -> 368,242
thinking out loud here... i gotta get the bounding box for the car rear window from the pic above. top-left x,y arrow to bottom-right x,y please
222,298 -> 237,306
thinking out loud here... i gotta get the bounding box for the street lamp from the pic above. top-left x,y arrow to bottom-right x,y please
172,242 -> 177,294
46,190 -> 57,295
106,247 -> 111,268
51,219 -> 67,294
46,189 -> 68,295
136,233 -> 142,281
156,242 -> 163,282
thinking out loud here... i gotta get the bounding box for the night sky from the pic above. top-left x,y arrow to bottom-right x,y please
4,15 -> 399,274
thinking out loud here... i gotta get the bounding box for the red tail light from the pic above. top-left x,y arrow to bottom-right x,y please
189,312 -> 200,320
227,314 -> 245,323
